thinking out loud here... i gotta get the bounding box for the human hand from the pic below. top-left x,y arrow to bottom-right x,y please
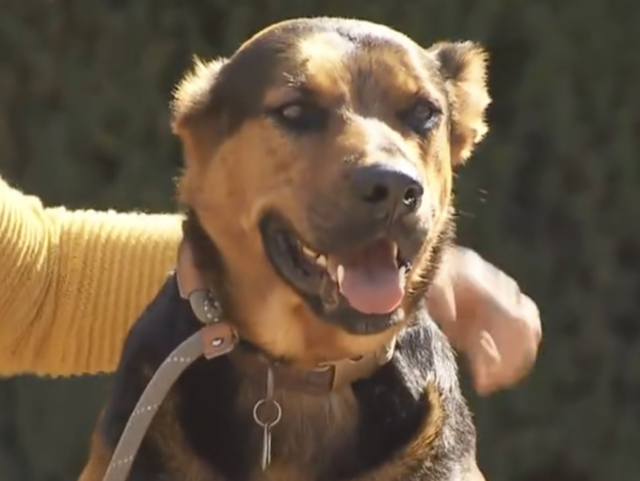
428,247 -> 542,395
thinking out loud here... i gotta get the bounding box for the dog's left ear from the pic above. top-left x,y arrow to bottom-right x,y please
427,41 -> 491,164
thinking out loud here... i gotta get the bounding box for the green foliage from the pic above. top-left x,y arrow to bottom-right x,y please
2,0 -> 640,479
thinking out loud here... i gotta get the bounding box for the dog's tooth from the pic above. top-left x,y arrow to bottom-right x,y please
392,243 -> 399,258
336,265 -> 345,285
301,245 -> 316,258
399,266 -> 407,288
327,257 -> 339,281
315,255 -> 327,268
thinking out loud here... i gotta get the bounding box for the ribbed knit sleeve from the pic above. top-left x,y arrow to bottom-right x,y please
0,176 -> 182,377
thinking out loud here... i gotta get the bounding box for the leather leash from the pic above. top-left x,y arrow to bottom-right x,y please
100,240 -> 395,481
102,289 -> 236,481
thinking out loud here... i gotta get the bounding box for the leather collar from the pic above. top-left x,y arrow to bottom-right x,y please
176,239 -> 395,394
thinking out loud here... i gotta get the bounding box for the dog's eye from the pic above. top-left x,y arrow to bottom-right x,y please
400,100 -> 440,135
270,101 -> 328,133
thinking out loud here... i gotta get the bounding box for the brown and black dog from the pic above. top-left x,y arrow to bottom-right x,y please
79,16 -> 491,481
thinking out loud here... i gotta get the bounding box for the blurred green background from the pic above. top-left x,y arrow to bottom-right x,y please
2,1 -> 640,480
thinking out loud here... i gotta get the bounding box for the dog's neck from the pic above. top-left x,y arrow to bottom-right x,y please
177,212 -> 395,395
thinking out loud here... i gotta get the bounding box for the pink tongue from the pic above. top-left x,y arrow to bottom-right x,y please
332,240 -> 405,315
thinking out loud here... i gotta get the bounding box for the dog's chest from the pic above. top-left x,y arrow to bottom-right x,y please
235,382 -> 360,480
175,388 -> 359,481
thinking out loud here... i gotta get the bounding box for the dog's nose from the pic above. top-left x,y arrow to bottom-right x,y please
352,163 -> 424,217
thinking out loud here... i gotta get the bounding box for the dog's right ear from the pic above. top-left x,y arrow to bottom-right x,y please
170,56 -> 229,165
426,42 -> 490,165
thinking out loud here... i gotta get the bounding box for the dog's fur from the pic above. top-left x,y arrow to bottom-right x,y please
79,17 -> 491,481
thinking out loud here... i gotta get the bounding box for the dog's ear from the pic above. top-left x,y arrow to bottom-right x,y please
170,56 -> 229,165
427,41 -> 491,164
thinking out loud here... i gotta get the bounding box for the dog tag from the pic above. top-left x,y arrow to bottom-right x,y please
261,423 -> 272,470
253,367 -> 281,471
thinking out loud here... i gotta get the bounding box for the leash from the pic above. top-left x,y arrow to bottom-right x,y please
102,290 -> 236,481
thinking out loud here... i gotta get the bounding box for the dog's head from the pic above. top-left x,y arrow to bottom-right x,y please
172,17 -> 490,365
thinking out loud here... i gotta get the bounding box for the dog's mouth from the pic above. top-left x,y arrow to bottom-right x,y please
259,212 -> 417,334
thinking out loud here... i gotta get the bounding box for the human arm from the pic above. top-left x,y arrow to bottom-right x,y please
0,176 -> 183,377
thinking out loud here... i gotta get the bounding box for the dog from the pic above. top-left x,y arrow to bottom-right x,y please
78,16 -> 491,481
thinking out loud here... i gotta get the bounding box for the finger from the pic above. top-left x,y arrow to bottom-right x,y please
505,293 -> 541,376
516,297 -> 542,377
469,331 -> 502,394
473,324 -> 540,395
520,293 -> 542,345
484,267 -> 522,316
478,330 -> 501,364
496,319 -> 540,389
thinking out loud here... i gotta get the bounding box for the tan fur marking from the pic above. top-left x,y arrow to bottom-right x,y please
295,33 -> 350,99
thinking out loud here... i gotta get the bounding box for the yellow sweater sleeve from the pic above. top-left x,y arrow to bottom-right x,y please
0,177 -> 183,377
